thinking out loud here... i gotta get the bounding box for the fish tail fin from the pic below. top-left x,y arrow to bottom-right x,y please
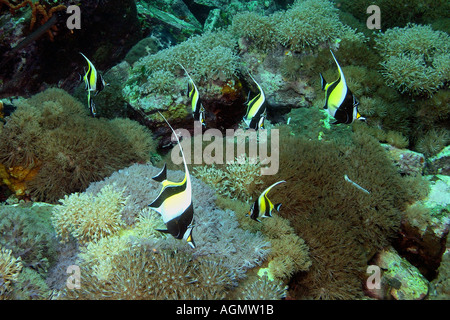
156,228 -> 170,234
152,163 -> 167,182
275,203 -> 282,211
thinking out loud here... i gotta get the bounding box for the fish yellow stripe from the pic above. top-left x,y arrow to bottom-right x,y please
179,63 -> 202,118
243,73 -> 266,129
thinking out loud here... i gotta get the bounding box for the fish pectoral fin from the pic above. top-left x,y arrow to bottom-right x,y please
152,163 -> 167,182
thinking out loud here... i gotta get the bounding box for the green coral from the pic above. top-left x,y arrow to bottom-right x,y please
376,24 -> 450,96
338,0 -> 450,32
0,203 -> 57,274
231,0 -> 365,52
123,29 -> 239,115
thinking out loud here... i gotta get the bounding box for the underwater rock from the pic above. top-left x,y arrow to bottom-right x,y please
395,175 -> 450,279
192,0 -> 279,17
124,37 -> 161,66
238,49 -> 316,120
429,146 -> 450,176
0,0 -> 141,97
366,247 -> 429,300
429,236 -> 450,299
382,144 -> 426,176
203,8 -> 226,32
137,0 -> 202,44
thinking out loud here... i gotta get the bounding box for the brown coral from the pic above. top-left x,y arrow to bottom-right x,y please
260,127 -> 425,299
0,88 -> 156,202
0,247 -> 23,295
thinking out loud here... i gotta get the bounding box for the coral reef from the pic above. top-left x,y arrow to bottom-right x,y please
217,196 -> 312,282
193,155 -> 264,202
51,162 -> 283,299
375,24 -> 449,96
1,0 -> 448,302
123,29 -> 241,128
260,127 -> 428,299
0,88 -> 156,202
84,163 -> 271,277
52,184 -> 127,244
236,275 -> 288,300
429,235 -> 450,299
367,247 -> 429,300
338,0 -> 450,32
393,175 -> 449,279
428,146 -> 450,176
0,0 -> 142,97
62,243 -> 236,300
0,247 -> 22,296
0,202 -> 57,273
0,0 -> 67,40
8,267 -> 51,300
382,144 -> 425,176
231,0 -> 365,52
415,128 -> 450,158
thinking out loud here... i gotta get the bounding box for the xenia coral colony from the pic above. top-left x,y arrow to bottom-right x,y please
376,24 -> 450,96
0,88 -> 156,202
53,163 -> 302,299
231,0 -> 365,51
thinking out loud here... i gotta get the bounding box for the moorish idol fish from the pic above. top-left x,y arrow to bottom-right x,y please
148,112 -> 196,248
178,63 -> 206,127
248,180 -> 286,222
243,73 -> 267,130
319,50 -> 365,125
80,52 -> 107,117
